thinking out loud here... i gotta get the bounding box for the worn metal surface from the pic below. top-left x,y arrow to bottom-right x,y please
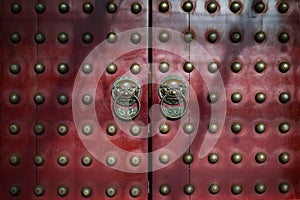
0,0 -> 300,199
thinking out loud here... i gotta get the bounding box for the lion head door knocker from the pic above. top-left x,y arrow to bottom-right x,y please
111,76 -> 141,120
158,75 -> 188,119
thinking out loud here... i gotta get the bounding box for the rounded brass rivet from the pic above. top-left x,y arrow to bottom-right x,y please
231,152 -> 242,164
107,2 -> 118,13
57,93 -> 69,105
81,186 -> 92,197
57,63 -> 68,74
57,154 -> 69,166
34,62 -> 45,74
35,2 -> 46,13
255,122 -> 266,134
255,31 -> 266,43
278,61 -> 290,73
183,123 -> 194,134
11,3 -> 22,14
279,152 -> 290,164
34,123 -> 45,135
278,32 -> 289,43
34,185 -> 45,196
9,184 -> 20,196
159,153 -> 170,164
131,2 -> 142,14
35,33 -> 45,44
131,33 -> 141,44
184,184 -> 194,195
81,63 -> 93,74
159,31 -> 169,43
9,93 -> 21,104
207,31 -> 218,43
130,63 -> 141,74
82,125 -> 93,135
255,61 -> 266,73
209,182 -> 220,194
255,92 -> 266,103
208,153 -> 219,164
279,92 -> 290,103
130,186 -> 141,197
58,2 -> 69,14
255,183 -> 266,194
106,124 -> 117,136
82,94 -> 93,105
208,123 -> 218,134
82,155 -> 93,166
278,2 -> 289,14
106,63 -> 117,74
9,123 -> 20,135
182,1 -> 193,12
255,152 -> 266,163
106,156 -> 117,166
184,31 -> 194,43
279,182 -> 290,193
82,2 -> 94,14
57,124 -> 68,136
231,122 -> 242,134
230,1 -> 242,13
231,61 -> 242,73
34,93 -> 45,105
279,122 -> 290,133
208,62 -> 218,73
159,61 -> 169,73
9,64 -> 21,74
159,1 -> 169,13
231,184 -> 242,195
231,92 -> 242,103
106,186 -> 117,197
130,124 -> 141,136
207,1 -> 218,13
34,154 -> 45,166
254,2 -> 265,13
159,123 -> 170,134
183,153 -> 194,164
130,155 -> 141,167
9,154 -> 20,166
230,31 -> 242,43
207,92 -> 218,104
57,185 -> 68,197
10,32 -> 21,43
159,184 -> 170,195
82,32 -> 93,44
183,61 -> 194,73
107,32 -> 117,44
57,32 -> 68,44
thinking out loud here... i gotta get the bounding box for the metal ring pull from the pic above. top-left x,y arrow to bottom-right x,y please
111,76 -> 141,121
160,93 -> 188,119
158,75 -> 188,119
113,94 -> 141,120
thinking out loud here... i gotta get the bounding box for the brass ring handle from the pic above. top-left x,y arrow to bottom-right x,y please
113,95 -> 141,120
160,93 -> 188,119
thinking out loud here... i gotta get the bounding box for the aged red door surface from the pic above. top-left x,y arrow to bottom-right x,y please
1,0 -> 300,200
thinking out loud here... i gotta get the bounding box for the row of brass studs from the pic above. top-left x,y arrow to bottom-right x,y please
10,2 -> 93,14
6,151 -> 291,168
9,184 -> 141,197
158,1 -> 290,14
10,1 -> 289,15
8,182 -> 291,196
8,154 -> 92,167
8,29 -> 290,45
159,182 -> 291,196
8,92 -> 69,105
